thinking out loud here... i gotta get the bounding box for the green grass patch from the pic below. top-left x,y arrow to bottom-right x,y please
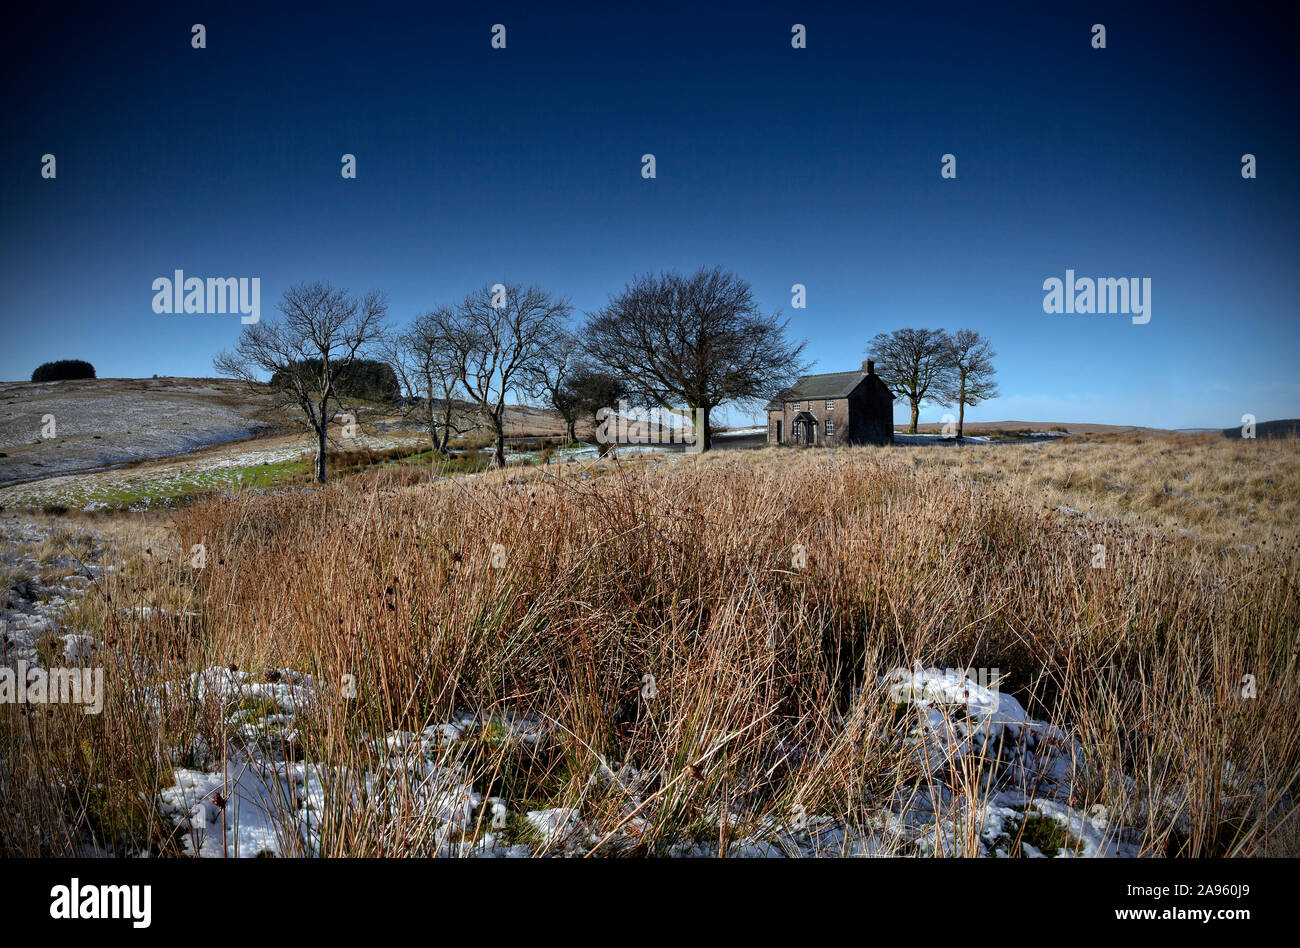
999,809 -> 1080,855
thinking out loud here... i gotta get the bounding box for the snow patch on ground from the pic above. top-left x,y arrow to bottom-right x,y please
149,665 -> 1151,858
879,667 -> 1139,856
0,516 -> 105,666
893,433 -> 992,445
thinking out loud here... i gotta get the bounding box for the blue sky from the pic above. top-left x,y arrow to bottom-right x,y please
2,1 -> 1296,427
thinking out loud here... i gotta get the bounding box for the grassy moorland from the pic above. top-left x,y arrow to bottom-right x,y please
2,432 -> 1297,857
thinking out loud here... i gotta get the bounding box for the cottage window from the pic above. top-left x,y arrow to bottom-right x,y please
826,400 -> 834,411
791,401 -> 799,411
826,420 -> 835,437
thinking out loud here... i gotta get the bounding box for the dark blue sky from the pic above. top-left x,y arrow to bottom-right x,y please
2,1 -> 1296,427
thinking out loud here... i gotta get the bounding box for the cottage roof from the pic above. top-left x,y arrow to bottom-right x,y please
766,370 -> 867,410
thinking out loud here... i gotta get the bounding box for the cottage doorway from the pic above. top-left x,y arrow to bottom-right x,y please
793,412 -> 818,445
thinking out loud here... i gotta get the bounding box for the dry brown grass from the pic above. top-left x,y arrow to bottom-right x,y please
2,436 -> 1297,857
756,431 -> 1300,550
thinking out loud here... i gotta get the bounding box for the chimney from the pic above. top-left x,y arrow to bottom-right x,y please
864,359 -> 875,375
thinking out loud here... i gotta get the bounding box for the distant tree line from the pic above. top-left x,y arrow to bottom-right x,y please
31,359 -> 95,382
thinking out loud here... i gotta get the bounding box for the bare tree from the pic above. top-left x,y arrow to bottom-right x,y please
938,329 -> 999,440
866,328 -> 954,435
523,324 -> 582,441
449,283 -> 572,468
214,281 -> 388,483
583,266 -> 807,451
386,307 -> 473,454
564,365 -> 628,455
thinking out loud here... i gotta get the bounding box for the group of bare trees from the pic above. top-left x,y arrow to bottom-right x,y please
213,270 -> 999,484
215,268 -> 805,481
866,327 -> 999,438
221,281 -> 578,476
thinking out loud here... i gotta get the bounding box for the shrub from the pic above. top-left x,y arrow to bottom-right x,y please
31,360 -> 95,382
269,358 -> 398,403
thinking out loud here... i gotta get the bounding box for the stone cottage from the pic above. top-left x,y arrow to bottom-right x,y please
766,360 -> 895,446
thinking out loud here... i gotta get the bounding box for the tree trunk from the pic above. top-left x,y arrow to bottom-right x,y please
956,377 -> 968,440
909,400 -> 920,434
597,414 -> 611,456
699,405 -> 712,452
316,419 -> 328,483
567,419 -> 576,442
494,424 -> 506,468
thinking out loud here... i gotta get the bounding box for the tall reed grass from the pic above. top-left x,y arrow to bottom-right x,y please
3,439 -> 1296,856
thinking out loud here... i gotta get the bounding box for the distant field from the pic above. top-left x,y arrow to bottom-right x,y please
4,381 -> 1296,519
0,377 -> 284,486
0,378 -> 573,507
1222,418 -> 1300,440
908,420 -> 1159,435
